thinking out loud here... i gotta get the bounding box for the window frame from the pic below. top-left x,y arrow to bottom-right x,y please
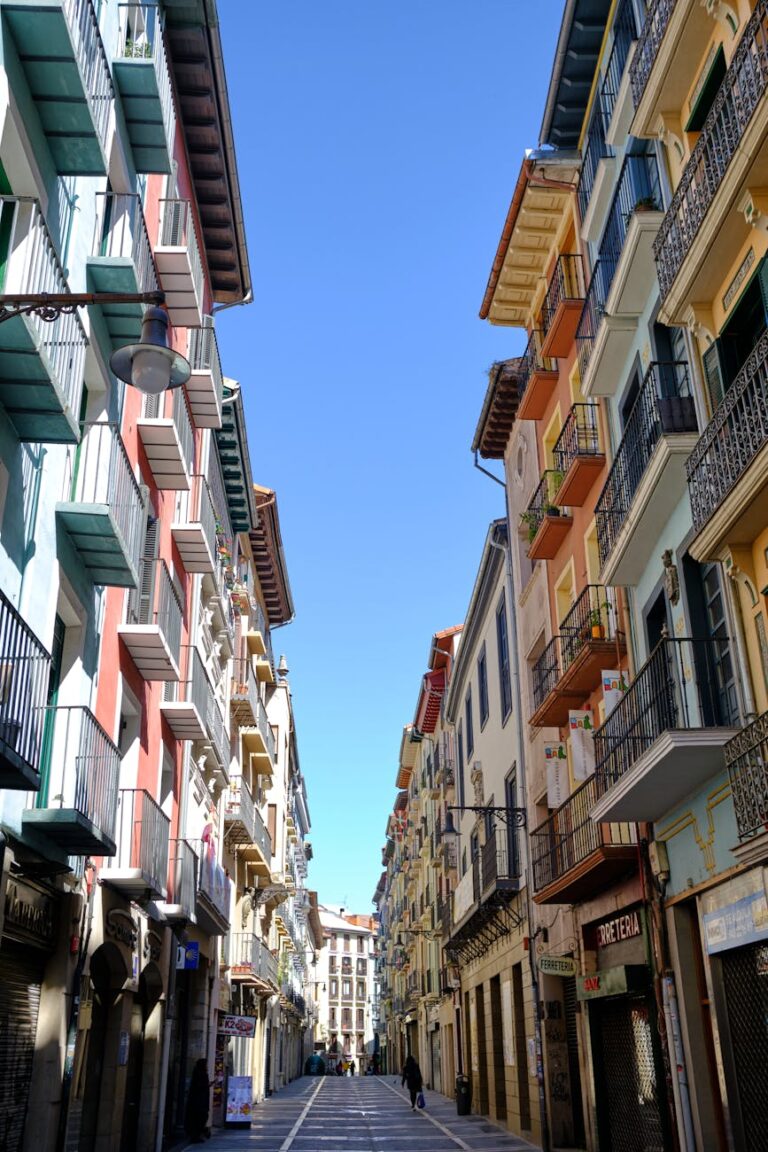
496,594 -> 513,721
477,643 -> 489,729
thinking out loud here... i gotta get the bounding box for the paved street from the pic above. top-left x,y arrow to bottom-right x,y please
188,1076 -> 541,1152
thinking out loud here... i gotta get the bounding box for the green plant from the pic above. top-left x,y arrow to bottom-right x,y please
125,38 -> 152,58
520,509 -> 540,543
624,196 -> 659,226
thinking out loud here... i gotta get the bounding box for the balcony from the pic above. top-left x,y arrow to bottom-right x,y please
22,706 -> 119,855
540,255 -> 585,358
112,3 -> 175,173
255,638 -> 275,685
118,558 -> 182,680
0,590 -> 50,791
654,1 -> 768,318
196,844 -> 231,934
205,694 -> 230,779
553,404 -> 605,506
596,362 -> 698,585
3,0 -> 113,174
578,106 -> 616,244
522,471 -> 573,561
87,192 -> 158,348
154,198 -> 204,327
230,659 -> 259,727
245,599 -> 268,657
630,0 -> 719,140
725,711 -> 768,846
137,386 -> 195,490
172,474 -> 217,574
516,330 -> 558,422
56,422 -> 145,587
0,199 -> 86,442
601,0 -> 638,147
578,155 -> 663,397
160,647 -> 212,740
686,329 -> 768,562
531,775 -> 637,904
186,323 -> 224,429
531,586 -> 625,727
448,828 -> 522,960
224,775 -> 272,875
103,788 -> 170,900
591,637 -> 743,823
240,687 -> 274,775
159,838 -> 197,923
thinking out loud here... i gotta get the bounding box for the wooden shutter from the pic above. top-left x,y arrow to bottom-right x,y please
137,517 -> 159,624
702,341 -> 726,413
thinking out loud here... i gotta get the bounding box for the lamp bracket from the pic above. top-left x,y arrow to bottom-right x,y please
447,804 -> 527,828
0,290 -> 166,325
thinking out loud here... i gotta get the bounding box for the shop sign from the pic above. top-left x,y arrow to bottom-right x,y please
576,964 -> 648,1001
176,942 -> 200,970
702,890 -> 768,955
106,908 -> 138,950
538,954 -> 578,978
4,877 -> 56,947
218,1014 -> 257,1038
143,928 -> 163,964
594,908 -> 642,948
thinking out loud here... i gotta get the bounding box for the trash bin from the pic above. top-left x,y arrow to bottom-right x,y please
455,1074 -> 471,1116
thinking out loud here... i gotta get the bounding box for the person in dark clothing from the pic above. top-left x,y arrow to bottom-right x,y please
401,1055 -> 423,1110
185,1059 -> 211,1142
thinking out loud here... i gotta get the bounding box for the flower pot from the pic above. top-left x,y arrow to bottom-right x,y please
591,625 -> 605,639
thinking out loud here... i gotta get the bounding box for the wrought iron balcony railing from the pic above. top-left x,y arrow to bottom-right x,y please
559,585 -> 620,673
596,361 -> 695,568
553,404 -> 602,478
230,933 -> 278,986
629,0 -> 676,109
480,826 -> 521,892
531,774 -> 637,892
654,0 -> 768,301
36,706 -> 120,845
519,329 -> 557,396
578,108 -> 612,223
600,153 -> 661,275
541,254 -> 585,337
532,636 -> 561,714
600,0 -> 638,127
109,788 -> 170,896
725,711 -> 768,842
0,590 -> 50,789
521,470 -> 565,545
594,636 -> 742,794
687,328 -> 768,532
576,259 -> 612,382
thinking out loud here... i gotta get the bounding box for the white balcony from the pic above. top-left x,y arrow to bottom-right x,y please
154,198 -> 204,327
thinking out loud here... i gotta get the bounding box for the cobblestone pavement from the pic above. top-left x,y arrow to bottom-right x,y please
186,1075 -> 542,1152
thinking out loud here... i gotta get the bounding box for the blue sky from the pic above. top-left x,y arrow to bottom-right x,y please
217,1 -> 564,911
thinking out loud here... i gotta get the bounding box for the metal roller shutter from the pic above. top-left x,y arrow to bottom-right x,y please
0,941 -> 45,1152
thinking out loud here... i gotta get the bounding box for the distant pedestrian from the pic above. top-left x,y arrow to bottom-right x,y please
401,1055 -> 422,1111
336,1060 -> 343,1077
185,1059 -> 211,1142
350,1061 -> 356,1077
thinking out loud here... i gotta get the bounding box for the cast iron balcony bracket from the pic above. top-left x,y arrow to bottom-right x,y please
446,804 -> 526,828
0,289 -> 166,324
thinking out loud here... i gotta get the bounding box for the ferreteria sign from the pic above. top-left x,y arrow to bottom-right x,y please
594,908 -> 642,948
537,954 -> 578,978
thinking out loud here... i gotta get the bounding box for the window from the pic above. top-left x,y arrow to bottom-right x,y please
330,1008 -> 337,1028
342,1008 -> 352,1029
342,979 -> 352,998
457,722 -> 465,808
330,978 -> 338,998
505,767 -> 520,880
496,594 -> 512,720
357,980 -> 365,999
357,957 -> 367,975
465,688 -> 474,758
331,933 -> 338,951
477,644 -> 489,728
344,934 -> 350,952
357,1033 -> 365,1054
357,1009 -> 365,1030
357,936 -> 365,953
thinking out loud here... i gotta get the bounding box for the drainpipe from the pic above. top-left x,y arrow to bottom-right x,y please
487,526 -> 551,1152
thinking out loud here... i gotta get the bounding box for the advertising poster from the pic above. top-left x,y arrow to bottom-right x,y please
225,1076 -> 253,1124
501,978 -> 515,1066
601,670 -> 628,716
569,710 -> 595,781
544,742 -> 568,808
218,1014 -> 257,1038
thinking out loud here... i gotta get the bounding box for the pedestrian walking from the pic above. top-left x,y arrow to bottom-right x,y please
350,1061 -> 356,1076
185,1058 -> 211,1143
401,1055 -> 423,1111
336,1060 -> 343,1076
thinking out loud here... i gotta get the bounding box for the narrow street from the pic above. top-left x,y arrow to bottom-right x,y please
192,1077 -> 542,1152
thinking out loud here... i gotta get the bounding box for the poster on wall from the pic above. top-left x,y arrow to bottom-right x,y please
544,743 -> 568,807
569,711 -> 595,781
601,670 -> 628,716
501,978 -> 515,1066
225,1076 -> 253,1124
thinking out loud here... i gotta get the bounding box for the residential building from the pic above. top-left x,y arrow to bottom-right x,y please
315,907 -> 378,1073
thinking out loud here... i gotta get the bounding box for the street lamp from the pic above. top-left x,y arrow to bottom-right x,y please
0,290 -> 191,395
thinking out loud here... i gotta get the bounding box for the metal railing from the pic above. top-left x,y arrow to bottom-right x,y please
255,694 -> 276,762
187,474 -> 217,558
531,774 -> 637,892
521,470 -> 566,545
68,423 -> 145,578
41,706 -> 119,840
116,3 -> 176,160
64,0 -> 113,151
231,658 -> 259,720
480,825 -> 521,891
687,328 -> 768,532
143,387 -> 195,478
655,0 -> 768,300
575,258 -> 612,383
601,0 -> 638,126
542,254 -> 585,337
187,322 -> 224,404
158,198 -> 204,309
630,0 -> 676,109
126,558 -> 182,664
206,694 -> 229,771
164,645 -> 211,719
1,198 -> 87,416
594,637 -> 743,794
111,788 -> 170,891
553,403 -> 602,478
559,585 -> 619,673
0,590 -> 50,776
596,361 -> 695,568
230,933 -> 278,985
167,837 -> 197,915
532,636 -> 561,712
92,192 -> 157,294
519,329 -> 557,400
197,843 -> 230,923
578,107 -> 612,223
725,710 -> 768,842
600,154 -> 661,276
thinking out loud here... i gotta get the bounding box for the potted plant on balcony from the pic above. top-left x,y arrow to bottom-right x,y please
520,509 -> 540,544
624,195 -> 659,226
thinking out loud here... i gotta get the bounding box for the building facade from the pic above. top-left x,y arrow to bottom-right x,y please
314,907 -> 378,1073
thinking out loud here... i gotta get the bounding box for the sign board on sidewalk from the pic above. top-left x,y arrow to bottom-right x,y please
225,1076 -> 253,1124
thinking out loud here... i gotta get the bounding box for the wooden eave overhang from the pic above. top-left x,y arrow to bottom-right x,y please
472,358 -> 524,460
249,485 -> 295,627
163,0 -> 251,304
